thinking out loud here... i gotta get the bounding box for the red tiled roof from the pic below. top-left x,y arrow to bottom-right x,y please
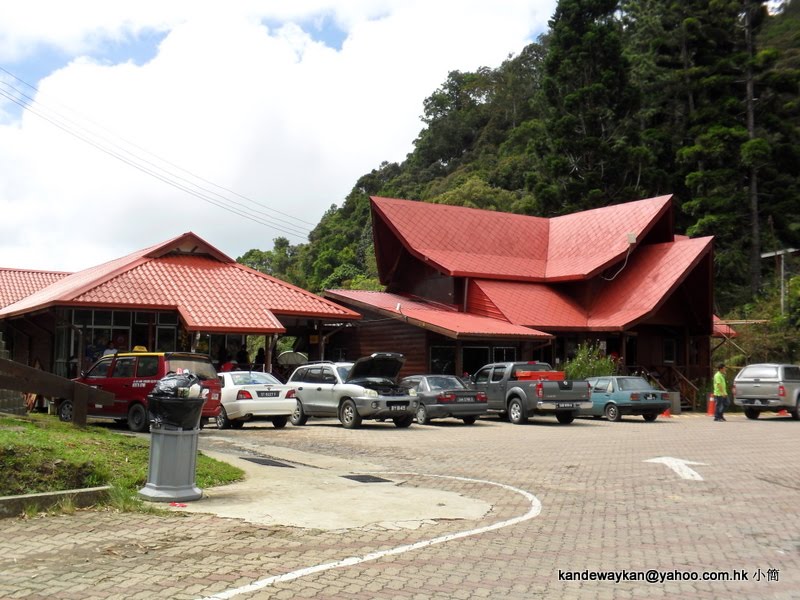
471,236 -> 713,331
0,268 -> 70,309
371,195 -> 672,282
0,233 -> 360,333
325,290 -> 552,340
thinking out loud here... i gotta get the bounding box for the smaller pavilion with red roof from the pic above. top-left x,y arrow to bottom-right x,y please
0,232 -> 359,378
325,195 -> 718,406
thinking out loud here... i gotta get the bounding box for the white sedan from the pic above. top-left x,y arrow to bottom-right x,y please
216,371 -> 297,429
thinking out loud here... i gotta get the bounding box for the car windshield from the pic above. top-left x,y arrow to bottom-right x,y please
617,377 -> 652,391
167,357 -> 217,380
426,376 -> 465,391
230,372 -> 281,386
336,365 -> 352,381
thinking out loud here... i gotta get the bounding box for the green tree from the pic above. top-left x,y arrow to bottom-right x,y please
533,0 -> 648,214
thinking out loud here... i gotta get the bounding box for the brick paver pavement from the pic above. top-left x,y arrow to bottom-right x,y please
1,413 -> 799,599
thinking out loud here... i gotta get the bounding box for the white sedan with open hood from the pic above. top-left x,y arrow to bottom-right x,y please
217,371 -> 297,429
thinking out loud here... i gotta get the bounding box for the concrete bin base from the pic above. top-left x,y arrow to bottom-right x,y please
668,392 -> 682,415
138,426 -> 202,502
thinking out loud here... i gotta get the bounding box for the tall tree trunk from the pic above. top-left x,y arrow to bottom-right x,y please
745,1 -> 761,295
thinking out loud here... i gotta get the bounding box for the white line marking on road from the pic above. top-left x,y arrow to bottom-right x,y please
198,473 -> 542,599
644,456 -> 707,481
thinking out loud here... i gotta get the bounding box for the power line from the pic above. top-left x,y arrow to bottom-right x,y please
0,66 -> 320,240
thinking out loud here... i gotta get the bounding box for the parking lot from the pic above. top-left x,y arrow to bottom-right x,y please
1,412 -> 799,599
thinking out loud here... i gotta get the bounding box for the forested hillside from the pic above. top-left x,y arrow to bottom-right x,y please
240,0 -> 800,318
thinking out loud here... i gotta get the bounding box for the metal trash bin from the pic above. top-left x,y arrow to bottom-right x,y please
138,372 -> 206,502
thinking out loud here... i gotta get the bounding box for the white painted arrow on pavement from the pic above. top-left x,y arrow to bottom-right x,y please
644,457 -> 708,481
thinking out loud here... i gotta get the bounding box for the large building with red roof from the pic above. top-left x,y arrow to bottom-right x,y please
325,195 -> 716,404
0,232 -> 359,378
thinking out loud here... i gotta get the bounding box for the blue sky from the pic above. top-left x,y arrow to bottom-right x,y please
0,2 -> 556,272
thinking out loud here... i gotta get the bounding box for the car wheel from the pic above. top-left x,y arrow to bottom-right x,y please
290,401 -> 308,426
340,399 -> 362,429
744,407 -> 760,420
272,416 -> 288,429
216,406 -> 231,429
604,403 -> 622,422
790,403 -> 799,420
508,398 -> 527,424
462,416 -> 477,425
416,404 -> 430,424
642,412 -> 658,422
127,403 -> 149,433
393,415 -> 413,428
58,400 -> 73,423
556,412 -> 575,424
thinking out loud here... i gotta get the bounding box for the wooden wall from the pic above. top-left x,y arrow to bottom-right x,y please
328,312 -> 428,378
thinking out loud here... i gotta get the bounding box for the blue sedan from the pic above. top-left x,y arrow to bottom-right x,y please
584,376 -> 671,422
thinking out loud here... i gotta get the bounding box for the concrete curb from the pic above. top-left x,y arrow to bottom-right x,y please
0,485 -> 111,518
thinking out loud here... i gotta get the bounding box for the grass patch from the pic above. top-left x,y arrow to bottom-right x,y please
0,413 -> 243,512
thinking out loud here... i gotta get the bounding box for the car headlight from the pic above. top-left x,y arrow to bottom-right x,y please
362,389 -> 378,398
407,388 -> 417,397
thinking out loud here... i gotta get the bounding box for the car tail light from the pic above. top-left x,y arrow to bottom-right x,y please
237,390 -> 253,400
437,392 -> 457,403
661,393 -> 669,401
476,391 -> 487,403
778,385 -> 786,397
286,389 -> 297,399
535,382 -> 543,399
630,393 -> 640,401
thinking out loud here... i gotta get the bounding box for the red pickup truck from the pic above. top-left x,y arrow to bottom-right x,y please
56,351 -> 221,432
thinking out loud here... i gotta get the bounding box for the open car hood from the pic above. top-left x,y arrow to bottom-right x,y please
347,352 -> 405,381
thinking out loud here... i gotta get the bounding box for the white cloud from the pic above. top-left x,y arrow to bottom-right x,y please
0,1 -> 555,272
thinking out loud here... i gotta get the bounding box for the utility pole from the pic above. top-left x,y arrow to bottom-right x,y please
760,248 -> 799,315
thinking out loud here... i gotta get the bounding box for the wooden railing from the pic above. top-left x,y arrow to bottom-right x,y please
0,357 -> 114,426
620,364 -> 699,411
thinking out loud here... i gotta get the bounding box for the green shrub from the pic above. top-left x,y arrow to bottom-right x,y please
563,343 -> 617,380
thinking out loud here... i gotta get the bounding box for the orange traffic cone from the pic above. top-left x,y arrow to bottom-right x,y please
778,409 -> 789,416
661,407 -> 672,418
707,394 -> 716,417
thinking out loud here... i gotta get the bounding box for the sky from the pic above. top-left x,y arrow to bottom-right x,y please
0,1 -> 557,272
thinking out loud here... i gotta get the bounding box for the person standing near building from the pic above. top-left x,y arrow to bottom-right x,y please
713,363 -> 728,421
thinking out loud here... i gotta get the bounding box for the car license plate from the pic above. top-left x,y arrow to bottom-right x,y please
457,396 -> 475,403
257,390 -> 280,398
557,403 -> 575,409
645,393 -> 655,400
390,404 -> 406,411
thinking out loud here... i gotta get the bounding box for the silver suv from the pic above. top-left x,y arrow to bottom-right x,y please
733,363 -> 800,420
287,352 -> 417,428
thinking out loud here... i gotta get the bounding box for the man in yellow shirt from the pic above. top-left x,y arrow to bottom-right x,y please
713,364 -> 728,421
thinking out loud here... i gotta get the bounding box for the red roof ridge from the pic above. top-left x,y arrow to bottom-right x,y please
371,195 -> 675,282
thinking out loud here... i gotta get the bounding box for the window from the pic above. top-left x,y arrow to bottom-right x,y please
86,358 -> 113,378
158,312 -> 178,325
663,339 -> 676,364
474,368 -> 491,384
493,347 -> 516,362
784,367 -> 800,381
321,367 -> 337,384
430,346 -> 455,374
112,357 -> 136,378
137,356 -> 159,377
491,367 -> 507,382
593,378 -> 611,393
